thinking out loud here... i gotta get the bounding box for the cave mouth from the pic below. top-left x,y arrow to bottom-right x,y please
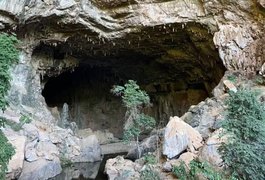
38,23 -> 225,138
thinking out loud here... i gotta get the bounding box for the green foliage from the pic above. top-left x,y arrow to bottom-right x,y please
144,153 -> 157,165
172,160 -> 224,180
111,80 -> 151,109
255,75 -> 265,85
140,165 -> 160,180
60,155 -> 73,168
227,75 -> 237,83
0,33 -> 19,179
5,114 -> 32,132
219,88 -> 265,180
0,33 -> 19,111
0,131 -> 15,179
123,113 -> 156,142
111,80 -> 156,143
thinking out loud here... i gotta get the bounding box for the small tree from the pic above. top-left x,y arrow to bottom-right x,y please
219,88 -> 265,180
111,80 -> 156,158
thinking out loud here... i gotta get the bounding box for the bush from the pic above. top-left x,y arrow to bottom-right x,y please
0,131 -> 15,179
140,165 -> 160,180
111,80 -> 156,158
172,160 -> 224,180
0,33 -> 19,111
219,88 -> 265,180
6,114 -> 32,131
144,153 -> 157,165
0,33 -> 19,179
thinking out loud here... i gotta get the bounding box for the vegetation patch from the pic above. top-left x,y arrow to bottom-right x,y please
172,160 -> 225,180
219,88 -> 265,180
111,80 -> 156,158
140,165 -> 160,180
0,33 -> 19,179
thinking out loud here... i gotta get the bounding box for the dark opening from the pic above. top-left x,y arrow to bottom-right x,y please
37,23 -> 225,138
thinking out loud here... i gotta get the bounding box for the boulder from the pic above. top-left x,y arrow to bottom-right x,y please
36,141 -> 60,161
19,158 -> 62,180
25,140 -> 38,162
105,156 -> 141,180
126,135 -> 159,160
199,129 -> 226,168
71,135 -> 102,162
163,152 -> 197,172
182,98 -> 224,138
223,80 -> 237,93
163,116 -> 203,159
54,161 -> 101,180
6,135 -> 27,179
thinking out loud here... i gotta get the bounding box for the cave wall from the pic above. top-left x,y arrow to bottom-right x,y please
0,0 -> 263,126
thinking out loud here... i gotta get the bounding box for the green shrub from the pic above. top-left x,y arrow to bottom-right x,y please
0,33 -> 19,179
172,160 -> 223,180
0,33 -> 19,111
219,88 -> 265,180
227,74 -> 237,83
7,114 -> 32,131
60,155 -> 73,168
144,153 -> 157,165
0,131 -> 15,179
140,165 -> 160,180
255,75 -> 265,85
111,80 -> 156,158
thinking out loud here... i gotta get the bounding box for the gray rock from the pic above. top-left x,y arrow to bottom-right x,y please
71,135 -> 102,163
36,141 -> 59,161
105,156 -> 141,180
199,129 -> 225,168
57,0 -> 76,10
19,158 -> 62,180
126,135 -> 159,160
163,116 -> 202,159
182,98 -> 224,138
25,140 -> 38,162
23,123 -> 39,140
54,162 -> 101,180
6,135 -> 27,179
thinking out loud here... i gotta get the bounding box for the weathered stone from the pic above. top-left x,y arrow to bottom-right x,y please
162,152 -> 197,172
25,140 -> 38,162
199,129 -> 226,168
23,123 -> 39,140
71,135 -> 102,162
179,152 -> 197,166
126,135 -> 159,160
163,116 -> 203,159
105,156 -> 141,180
57,0 -> 76,10
54,161 -> 101,180
101,141 -> 136,155
223,80 -> 237,93
36,141 -> 59,161
6,135 -> 27,179
182,98 -> 225,138
19,158 -> 62,180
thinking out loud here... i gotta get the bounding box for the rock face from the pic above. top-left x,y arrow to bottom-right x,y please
0,0 -> 264,178
5,134 -> 26,179
0,0 -> 263,73
126,134 -> 160,160
163,116 -> 203,159
0,0 -> 262,136
19,158 -> 62,180
105,156 -> 141,180
199,128 -> 226,168
182,98 -> 225,138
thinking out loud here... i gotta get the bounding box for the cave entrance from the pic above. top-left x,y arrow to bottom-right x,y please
38,23 -> 225,138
